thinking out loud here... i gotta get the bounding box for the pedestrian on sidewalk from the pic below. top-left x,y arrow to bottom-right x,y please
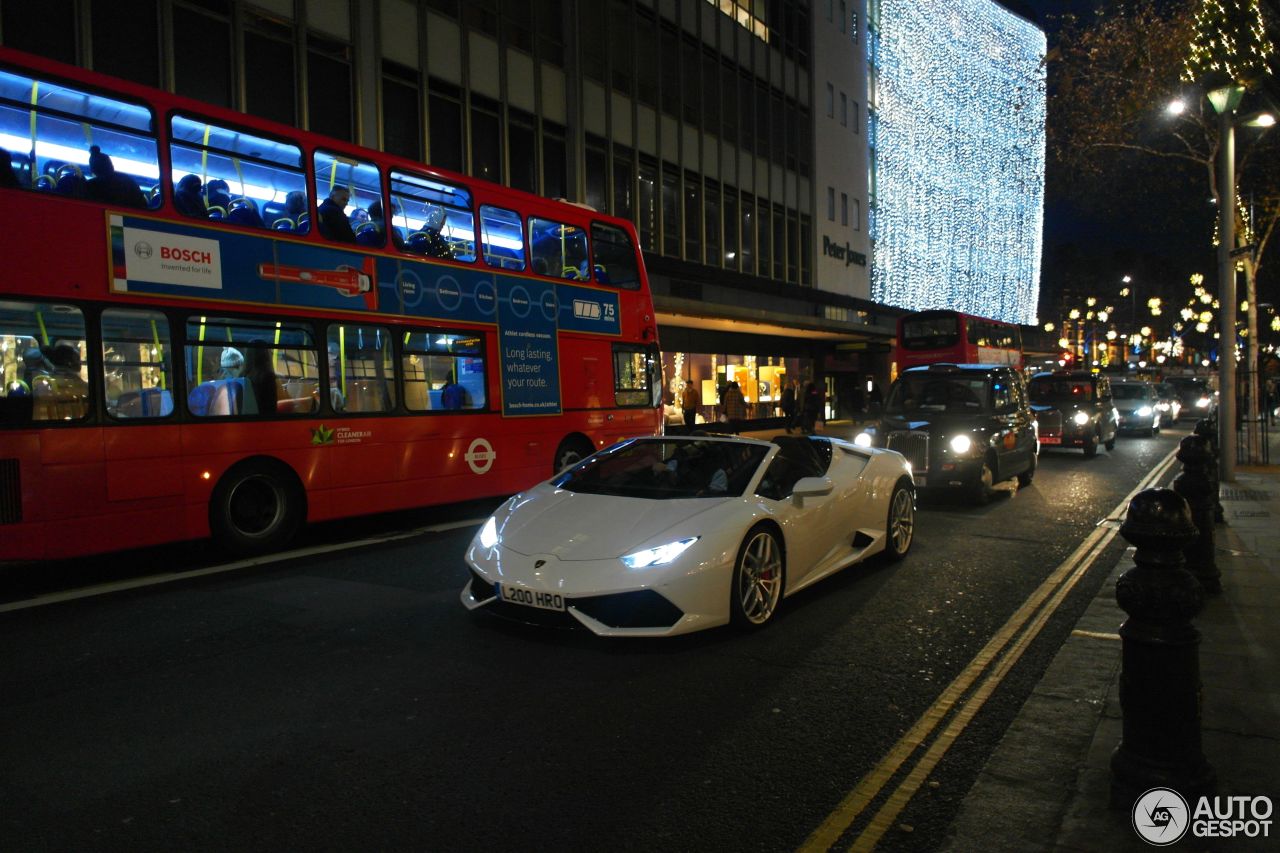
680,380 -> 700,428
800,381 -> 822,434
721,380 -> 747,433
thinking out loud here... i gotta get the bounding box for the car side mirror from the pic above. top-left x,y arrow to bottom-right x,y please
792,476 -> 834,507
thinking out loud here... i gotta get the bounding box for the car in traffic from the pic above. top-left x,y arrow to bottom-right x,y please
1026,370 -> 1118,457
1167,375 -> 1216,421
1154,381 -> 1183,424
461,434 -> 915,636
1111,380 -> 1162,435
854,363 -> 1038,502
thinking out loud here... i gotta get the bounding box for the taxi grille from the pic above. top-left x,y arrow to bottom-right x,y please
1036,411 -> 1064,438
885,432 -> 928,472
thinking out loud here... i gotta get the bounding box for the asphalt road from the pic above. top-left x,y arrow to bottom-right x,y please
0,426 -> 1185,852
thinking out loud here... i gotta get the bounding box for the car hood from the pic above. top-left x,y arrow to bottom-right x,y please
879,412 -> 994,433
494,486 -> 724,560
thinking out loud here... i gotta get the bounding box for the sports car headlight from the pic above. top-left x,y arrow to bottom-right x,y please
854,431 -> 873,447
621,536 -> 699,569
1136,406 -> 1153,417
949,434 -> 973,454
1073,411 -> 1090,426
478,516 -> 499,549
1197,397 -> 1211,408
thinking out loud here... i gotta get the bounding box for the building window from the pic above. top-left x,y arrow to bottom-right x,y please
383,62 -> 422,161
661,164 -> 680,258
173,3 -> 232,108
851,100 -> 860,134
756,199 -> 771,277
244,14 -> 296,126
308,35 -> 353,143
683,173 -> 701,262
827,187 -> 835,222
851,197 -> 861,232
840,93 -> 847,127
638,156 -> 658,251
543,121 -> 566,199
585,135 -> 607,211
741,192 -> 755,276
508,108 -> 537,194
841,193 -> 848,226
825,83 -> 834,118
839,0 -> 846,33
723,189 -> 738,271
92,0 -> 159,87
613,146 -> 634,221
704,179 -> 721,268
428,80 -> 464,173
470,95 -> 502,184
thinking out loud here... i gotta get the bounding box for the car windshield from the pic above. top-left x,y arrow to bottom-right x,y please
1029,379 -> 1093,402
886,375 -> 990,413
554,438 -> 769,499
1112,384 -> 1152,400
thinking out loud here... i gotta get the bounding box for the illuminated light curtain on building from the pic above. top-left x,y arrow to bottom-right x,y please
871,0 -> 1046,323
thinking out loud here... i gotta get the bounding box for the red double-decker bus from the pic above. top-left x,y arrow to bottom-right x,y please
895,310 -> 1023,372
0,46 -> 662,561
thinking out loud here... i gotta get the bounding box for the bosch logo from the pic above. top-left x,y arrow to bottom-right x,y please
160,246 -> 213,264
133,241 -> 153,259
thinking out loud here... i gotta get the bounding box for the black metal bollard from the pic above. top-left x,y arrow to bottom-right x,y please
1172,434 -> 1223,594
1110,488 -> 1215,807
1194,417 -> 1226,523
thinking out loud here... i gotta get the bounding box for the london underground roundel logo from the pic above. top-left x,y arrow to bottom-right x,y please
465,437 -> 495,475
1132,787 -> 1190,845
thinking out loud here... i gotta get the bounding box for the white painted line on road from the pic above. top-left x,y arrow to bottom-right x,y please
0,517 -> 489,614
800,446 -> 1182,852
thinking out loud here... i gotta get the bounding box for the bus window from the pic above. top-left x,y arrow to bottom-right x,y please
326,324 -> 395,414
479,205 -> 526,271
102,309 -> 174,419
613,344 -> 660,408
0,300 -> 89,423
184,316 -> 319,417
402,330 -> 486,412
590,222 -> 640,289
170,115 -> 307,232
313,150 -> 383,246
529,217 -> 589,280
0,68 -> 159,207
389,170 -> 475,262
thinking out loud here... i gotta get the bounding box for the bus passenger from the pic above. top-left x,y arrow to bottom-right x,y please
318,186 -> 357,244
441,373 -> 466,410
84,145 -> 147,209
242,344 -> 279,415
416,205 -> 454,259
366,199 -> 405,250
218,347 -> 244,379
173,174 -> 207,219
0,150 -> 20,189
284,190 -> 308,229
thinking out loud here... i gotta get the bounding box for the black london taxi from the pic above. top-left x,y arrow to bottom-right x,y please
855,363 -> 1038,502
1027,370 -> 1119,457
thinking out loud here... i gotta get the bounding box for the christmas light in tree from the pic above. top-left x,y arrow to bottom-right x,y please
1182,0 -> 1275,85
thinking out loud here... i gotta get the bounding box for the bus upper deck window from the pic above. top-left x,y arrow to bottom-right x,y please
479,206 -> 525,271
313,151 -> 382,246
0,69 -> 159,208
589,223 -> 640,289
389,170 -> 475,262
170,115 -> 307,232
529,218 -> 589,280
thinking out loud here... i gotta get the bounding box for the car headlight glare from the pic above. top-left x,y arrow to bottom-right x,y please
1197,397 -> 1210,408
854,432 -> 873,447
478,516 -> 499,549
622,536 -> 699,569
949,434 -> 973,454
1073,411 -> 1090,426
1136,406 -> 1153,417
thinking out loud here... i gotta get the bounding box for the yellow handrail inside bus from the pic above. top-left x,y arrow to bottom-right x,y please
34,310 -> 49,347
28,81 -> 38,188
273,321 -> 281,372
196,317 -> 207,385
150,319 -> 166,390
201,124 -> 211,184
232,157 -> 246,198
338,326 -> 346,398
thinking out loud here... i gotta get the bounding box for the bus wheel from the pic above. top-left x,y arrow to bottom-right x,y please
210,460 -> 304,555
553,436 -> 596,473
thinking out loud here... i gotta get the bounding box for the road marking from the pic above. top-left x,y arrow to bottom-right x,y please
799,447 -> 1181,852
0,518 -> 488,614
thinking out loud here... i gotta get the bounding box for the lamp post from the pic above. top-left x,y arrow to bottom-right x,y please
1208,83 -> 1242,482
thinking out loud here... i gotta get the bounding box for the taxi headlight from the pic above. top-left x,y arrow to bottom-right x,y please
1136,406 -> 1153,417
478,516 -> 499,549
1073,411 -> 1090,426
949,434 -> 973,454
1197,397 -> 1211,408
622,537 -> 699,569
854,431 -> 873,447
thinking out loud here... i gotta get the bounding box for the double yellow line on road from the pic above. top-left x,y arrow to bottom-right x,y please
800,449 -> 1181,852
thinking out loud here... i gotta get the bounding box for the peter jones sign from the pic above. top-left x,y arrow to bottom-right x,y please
822,235 -> 867,267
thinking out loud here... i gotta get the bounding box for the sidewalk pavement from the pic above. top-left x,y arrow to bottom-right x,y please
742,420 -> 1280,850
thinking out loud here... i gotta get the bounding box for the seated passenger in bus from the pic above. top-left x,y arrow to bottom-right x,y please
318,186 -> 357,244
206,179 -> 231,216
226,197 -> 265,229
84,146 -> 148,209
410,205 -> 454,259
440,373 -> 466,410
0,150 -> 20,189
283,190 -> 308,230
364,199 -> 406,250
173,174 -> 208,219
241,344 -> 279,415
32,343 -> 89,419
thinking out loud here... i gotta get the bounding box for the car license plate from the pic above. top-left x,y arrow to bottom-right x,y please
497,583 -> 566,612
1040,436 -> 1061,445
